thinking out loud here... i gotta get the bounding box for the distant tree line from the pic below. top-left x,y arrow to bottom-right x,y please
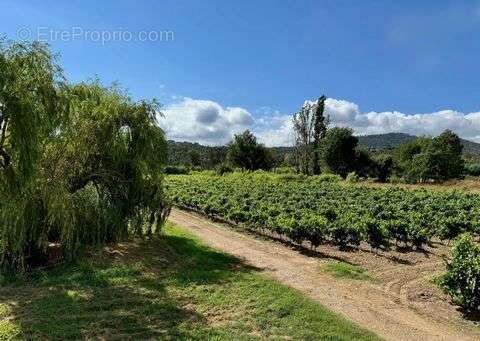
166,95 -> 469,183
393,131 -> 464,182
289,98 -> 465,182
231,97 -> 466,183
166,141 -> 226,169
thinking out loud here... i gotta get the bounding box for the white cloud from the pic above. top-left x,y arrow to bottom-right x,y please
158,97 -> 253,146
254,114 -> 294,147
158,96 -> 480,146
323,98 -> 480,142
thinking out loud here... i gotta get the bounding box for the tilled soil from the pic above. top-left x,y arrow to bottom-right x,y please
169,208 -> 480,341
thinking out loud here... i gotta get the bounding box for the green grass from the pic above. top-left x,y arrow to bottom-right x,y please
322,262 -> 373,281
0,222 -> 379,340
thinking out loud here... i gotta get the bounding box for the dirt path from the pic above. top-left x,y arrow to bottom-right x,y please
169,208 -> 480,341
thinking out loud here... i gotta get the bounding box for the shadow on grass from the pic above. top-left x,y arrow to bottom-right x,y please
163,234 -> 262,285
0,231 -> 259,340
459,309 -> 480,322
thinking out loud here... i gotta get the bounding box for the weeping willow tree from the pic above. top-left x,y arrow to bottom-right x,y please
0,40 -> 67,271
0,40 -> 169,273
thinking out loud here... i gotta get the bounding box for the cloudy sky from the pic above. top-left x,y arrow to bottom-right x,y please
2,1 -> 480,146
159,97 -> 480,146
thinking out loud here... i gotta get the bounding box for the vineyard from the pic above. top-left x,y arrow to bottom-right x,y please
166,172 -> 480,250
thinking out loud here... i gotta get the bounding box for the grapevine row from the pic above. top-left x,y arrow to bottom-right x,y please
166,173 -> 480,250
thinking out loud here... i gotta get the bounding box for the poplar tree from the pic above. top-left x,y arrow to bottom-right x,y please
292,95 -> 328,175
312,95 -> 328,174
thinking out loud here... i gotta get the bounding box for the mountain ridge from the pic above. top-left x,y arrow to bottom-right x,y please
356,132 -> 480,154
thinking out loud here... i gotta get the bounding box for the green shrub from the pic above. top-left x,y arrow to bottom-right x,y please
372,154 -> 393,182
313,173 -> 342,183
191,169 -> 216,176
405,213 -> 430,248
362,216 -> 390,250
388,175 -> 403,184
465,163 -> 480,176
346,172 -> 360,183
216,163 -> 234,176
329,212 -> 363,249
273,167 -> 295,174
164,165 -> 190,175
382,219 -> 408,246
394,130 -> 464,182
274,173 -> 307,182
439,233 -> 480,312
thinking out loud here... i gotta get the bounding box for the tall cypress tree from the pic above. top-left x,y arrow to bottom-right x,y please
312,95 -> 328,175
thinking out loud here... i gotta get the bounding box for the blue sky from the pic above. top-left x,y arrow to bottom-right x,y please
2,0 -> 480,145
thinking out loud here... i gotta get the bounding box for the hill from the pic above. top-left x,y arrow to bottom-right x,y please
167,140 -> 227,167
356,133 -> 480,154
356,133 -> 416,150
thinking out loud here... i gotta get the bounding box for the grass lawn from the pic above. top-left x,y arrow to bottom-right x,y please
322,262 -> 373,281
0,222 -> 379,340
